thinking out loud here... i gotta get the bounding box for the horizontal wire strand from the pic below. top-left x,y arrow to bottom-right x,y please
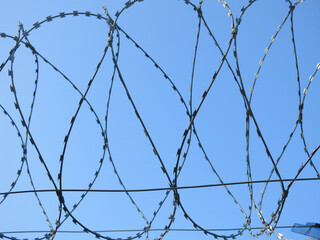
1,177 -> 319,196
1,225 -> 316,234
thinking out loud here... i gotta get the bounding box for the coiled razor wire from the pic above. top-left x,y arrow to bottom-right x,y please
0,0 -> 319,239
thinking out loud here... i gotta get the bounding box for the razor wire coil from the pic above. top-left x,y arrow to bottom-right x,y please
0,0 -> 319,240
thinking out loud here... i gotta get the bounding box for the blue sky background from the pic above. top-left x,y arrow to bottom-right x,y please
0,0 -> 319,240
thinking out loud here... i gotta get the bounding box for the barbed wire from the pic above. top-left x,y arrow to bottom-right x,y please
0,0 -> 319,240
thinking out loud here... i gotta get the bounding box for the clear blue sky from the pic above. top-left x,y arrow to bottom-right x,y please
0,0 -> 319,240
